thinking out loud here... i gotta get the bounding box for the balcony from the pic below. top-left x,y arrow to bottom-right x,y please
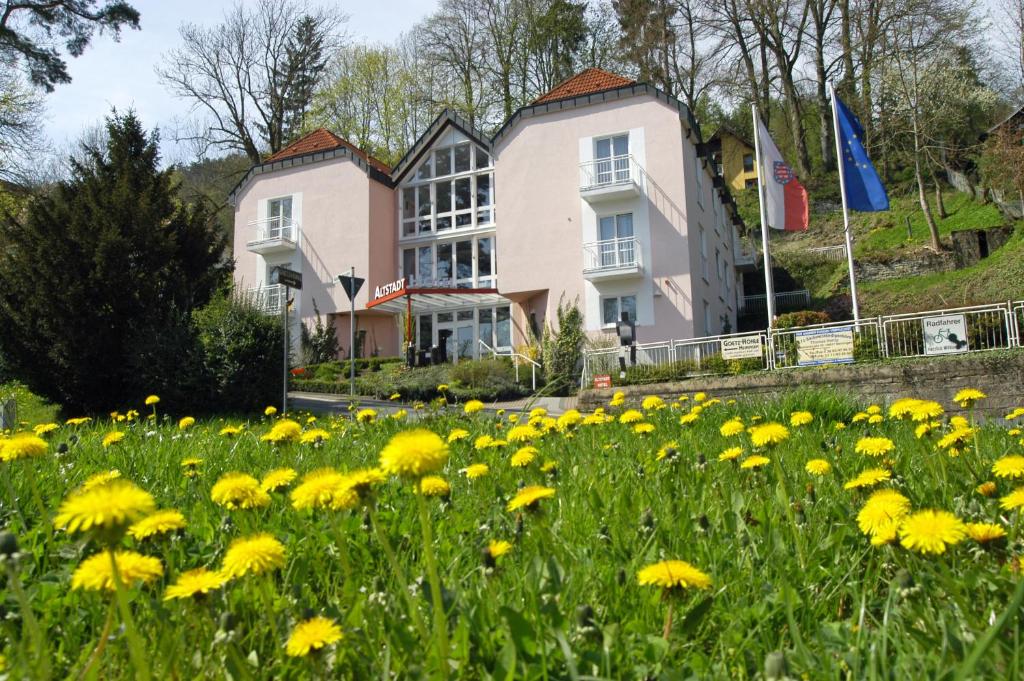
740,289 -> 810,314
583,237 -> 643,280
247,284 -> 286,315
579,155 -> 642,202
246,217 -> 298,255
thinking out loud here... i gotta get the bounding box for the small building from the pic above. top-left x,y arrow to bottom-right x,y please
230,68 -> 751,363
706,127 -> 758,192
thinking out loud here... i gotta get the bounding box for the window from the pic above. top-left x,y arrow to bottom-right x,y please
435,147 -> 452,176
700,226 -> 708,281
437,243 -> 453,283
476,173 -> 493,224
598,213 -> 635,268
602,295 -> 637,326
453,143 -> 472,173
401,188 -> 416,236
418,246 -> 433,285
715,248 -> 724,280
417,158 -> 432,181
479,309 -> 493,347
745,177 -> 758,189
417,185 -> 432,234
418,315 -> 432,351
703,301 -> 712,335
743,153 -> 754,173
594,134 -> 629,184
456,240 -> 473,287
496,306 -> 511,347
454,177 -> 472,226
477,237 -> 494,288
475,146 -> 491,169
267,197 -> 292,238
402,248 -> 415,280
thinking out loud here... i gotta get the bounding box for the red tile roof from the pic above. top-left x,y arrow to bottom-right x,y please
533,68 -> 635,105
264,128 -> 391,173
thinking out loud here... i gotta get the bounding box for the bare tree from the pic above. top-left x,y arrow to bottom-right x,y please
157,0 -> 345,164
418,0 -> 491,129
0,63 -> 45,183
807,0 -> 839,170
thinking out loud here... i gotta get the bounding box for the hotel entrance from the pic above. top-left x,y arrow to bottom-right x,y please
436,311 -> 476,362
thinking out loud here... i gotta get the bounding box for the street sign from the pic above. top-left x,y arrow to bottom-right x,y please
271,266 -> 302,290
923,314 -> 969,355
338,274 -> 365,301
593,375 -> 612,389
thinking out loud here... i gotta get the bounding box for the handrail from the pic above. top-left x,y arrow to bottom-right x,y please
478,339 -> 539,391
247,216 -> 299,244
582,236 -> 642,272
579,154 -> 637,190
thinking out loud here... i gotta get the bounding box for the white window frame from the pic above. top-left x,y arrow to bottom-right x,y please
601,294 -> 638,328
399,144 -> 494,242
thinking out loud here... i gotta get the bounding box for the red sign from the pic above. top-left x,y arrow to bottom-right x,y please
593,375 -> 612,389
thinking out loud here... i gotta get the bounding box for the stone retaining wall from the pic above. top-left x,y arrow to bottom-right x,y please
578,351 -> 1024,418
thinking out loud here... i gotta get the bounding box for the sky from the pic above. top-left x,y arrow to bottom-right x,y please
43,0 -> 436,160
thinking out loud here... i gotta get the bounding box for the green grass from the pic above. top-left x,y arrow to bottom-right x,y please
0,381 -> 60,428
2,389 -> 1023,678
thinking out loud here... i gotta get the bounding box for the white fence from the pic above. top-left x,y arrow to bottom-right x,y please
807,244 -> 847,261
740,289 -> 810,313
582,300 -> 1024,384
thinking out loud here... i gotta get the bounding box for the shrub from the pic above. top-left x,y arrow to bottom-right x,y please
775,310 -> 831,328
542,297 -> 585,395
301,301 -> 339,365
193,294 -> 283,413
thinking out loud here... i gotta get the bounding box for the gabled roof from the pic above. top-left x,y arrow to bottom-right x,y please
265,128 -> 391,173
532,68 -> 635,105
389,109 -> 490,184
707,125 -> 753,150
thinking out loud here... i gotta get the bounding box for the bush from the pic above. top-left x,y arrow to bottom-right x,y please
301,302 -> 339,365
542,297 -> 585,395
775,310 -> 831,328
193,294 -> 283,413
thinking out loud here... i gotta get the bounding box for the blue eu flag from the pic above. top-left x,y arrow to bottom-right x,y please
835,94 -> 889,211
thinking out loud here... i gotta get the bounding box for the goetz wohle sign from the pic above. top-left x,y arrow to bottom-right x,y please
721,334 -> 763,360
374,278 -> 406,300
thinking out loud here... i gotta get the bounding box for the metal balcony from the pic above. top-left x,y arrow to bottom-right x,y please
247,284 -> 286,315
582,237 -> 643,281
579,155 -> 642,202
246,217 -> 298,254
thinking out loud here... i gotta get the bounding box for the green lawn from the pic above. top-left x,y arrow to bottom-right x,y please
1,390 -> 1023,678
0,381 -> 60,429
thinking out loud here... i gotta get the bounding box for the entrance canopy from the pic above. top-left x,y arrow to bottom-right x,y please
366,282 -> 505,315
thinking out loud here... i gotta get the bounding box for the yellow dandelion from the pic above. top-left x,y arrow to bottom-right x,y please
898,510 -> 967,555
844,468 -> 892,490
290,469 -> 356,511
71,550 -> 163,591
507,424 -> 541,443
720,418 -> 745,437
264,406 -> 278,416
718,447 -> 742,462
79,469 -> 122,492
210,472 -> 271,510
55,480 -> 156,535
65,417 -> 91,426
356,409 -> 377,423
488,540 -> 513,558
417,476 -> 451,497
219,425 -> 243,437
507,485 -> 555,512
261,468 -> 298,492
642,395 -> 666,411
790,411 -> 813,427
261,419 -> 302,444
178,416 -> 195,430
992,455 -> 1024,479
32,423 -> 59,437
855,437 -> 895,458
655,441 -> 679,461
379,429 -> 449,478
976,481 -> 997,497
915,422 -> 940,439
750,422 -> 789,448
128,510 -> 186,540
462,463 -> 489,479
909,400 -> 944,422
740,455 -> 770,470
221,533 -> 286,580
619,409 -> 643,424
163,567 -> 228,601
145,395 -> 160,406
556,410 -> 583,430
965,522 -> 1007,543
805,459 -> 831,476
464,400 -> 485,414
856,489 -> 910,537
678,413 -> 699,426
633,422 -> 655,435
999,487 -> 1024,511
299,428 -> 330,445
511,446 -> 538,468
286,616 -> 343,657
101,431 -> 125,448
447,429 -> 470,443
0,433 -> 48,461
954,388 -> 986,408
637,560 -> 711,590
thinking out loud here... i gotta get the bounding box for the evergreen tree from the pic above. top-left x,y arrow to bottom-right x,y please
282,15 -> 330,144
0,111 -> 230,412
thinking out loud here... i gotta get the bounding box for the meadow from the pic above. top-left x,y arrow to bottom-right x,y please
1,387 -> 1024,679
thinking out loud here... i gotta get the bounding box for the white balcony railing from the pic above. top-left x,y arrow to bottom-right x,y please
583,237 -> 642,274
740,289 -> 811,313
247,284 -> 286,315
246,216 -> 298,253
579,155 -> 642,200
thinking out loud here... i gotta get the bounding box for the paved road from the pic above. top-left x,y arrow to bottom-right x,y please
287,392 -> 578,417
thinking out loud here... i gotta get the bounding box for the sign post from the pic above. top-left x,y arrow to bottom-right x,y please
922,314 -> 969,355
270,267 -> 302,414
337,269 -> 365,396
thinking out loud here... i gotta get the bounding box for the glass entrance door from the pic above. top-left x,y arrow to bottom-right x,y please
436,315 -> 476,364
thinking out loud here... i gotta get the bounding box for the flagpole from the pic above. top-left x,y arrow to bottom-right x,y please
830,81 -> 860,323
751,104 -> 776,329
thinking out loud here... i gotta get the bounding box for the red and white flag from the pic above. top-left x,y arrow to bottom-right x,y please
756,119 -> 809,232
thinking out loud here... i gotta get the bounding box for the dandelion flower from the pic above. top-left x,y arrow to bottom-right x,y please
999,487 -> 1024,511
437,384 -> 449,392
679,413 -> 699,426
790,411 -> 813,427
462,463 -> 489,479
633,423 -> 655,435
898,510 -> 967,555
389,393 -> 401,401
954,388 -> 986,408
937,428 -> 974,450
870,524 -> 899,547
619,410 -> 643,424
867,405 -> 882,415
720,419 -> 745,437
718,447 -> 742,462
992,455 -> 1024,479
261,419 -> 302,444
976,481 -> 997,497
32,423 -> 58,437
557,410 -> 583,430
805,459 -> 831,476
379,429 -> 449,478
286,616 -> 343,657
79,470 -> 122,492
868,414 -> 883,424
540,460 -> 558,474
163,567 -> 228,601
965,522 -> 1007,543
637,560 -> 711,590
55,480 -> 156,535
219,425 -> 243,437
261,468 -> 298,492
909,401 -> 944,422
221,533 -> 286,580
447,429 -> 469,443
210,472 -> 271,510
844,468 -> 892,490
915,422 -> 940,439
655,441 -> 679,461
264,406 -> 278,416
417,476 -> 451,497
128,510 -> 186,540
507,485 -> 555,512
0,433 -> 47,461
642,396 -> 665,411
71,550 -> 163,591
356,409 -> 377,424
102,431 -> 125,448
464,400 -> 485,414
145,395 -> 160,406
340,468 -> 386,498
488,540 -> 513,558
855,437 -> 895,458
740,455 -> 770,470
856,489 -> 910,537
299,428 -> 330,445
290,469 -> 356,511
178,417 -> 195,430
750,422 -> 789,448
888,398 -> 921,420
511,446 -> 538,468
507,424 -> 541,443
65,417 -> 91,426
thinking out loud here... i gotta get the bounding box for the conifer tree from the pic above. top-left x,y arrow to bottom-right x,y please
0,111 -> 229,412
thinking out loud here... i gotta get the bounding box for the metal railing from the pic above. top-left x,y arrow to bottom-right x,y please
740,289 -> 810,313
247,284 -> 286,315
579,154 -> 639,190
247,216 -> 298,246
583,237 -> 642,273
479,340 -> 540,391
581,299 -> 1024,385
807,244 -> 847,261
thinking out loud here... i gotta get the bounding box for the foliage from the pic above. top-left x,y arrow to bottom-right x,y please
300,302 -> 339,366
0,67 -> 46,183
345,359 -> 531,402
541,297 -> 585,395
0,0 -> 139,92
0,380 -> 59,425
2,386 -> 1023,677
774,310 -> 830,328
978,126 -> 1024,198
192,293 -> 283,414
0,111 -> 229,414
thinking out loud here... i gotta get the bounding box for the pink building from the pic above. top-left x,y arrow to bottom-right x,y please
230,69 -> 751,363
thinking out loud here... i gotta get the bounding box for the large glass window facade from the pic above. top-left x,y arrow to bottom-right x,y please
400,143 -> 494,237
414,305 -> 513,359
400,236 -> 497,288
